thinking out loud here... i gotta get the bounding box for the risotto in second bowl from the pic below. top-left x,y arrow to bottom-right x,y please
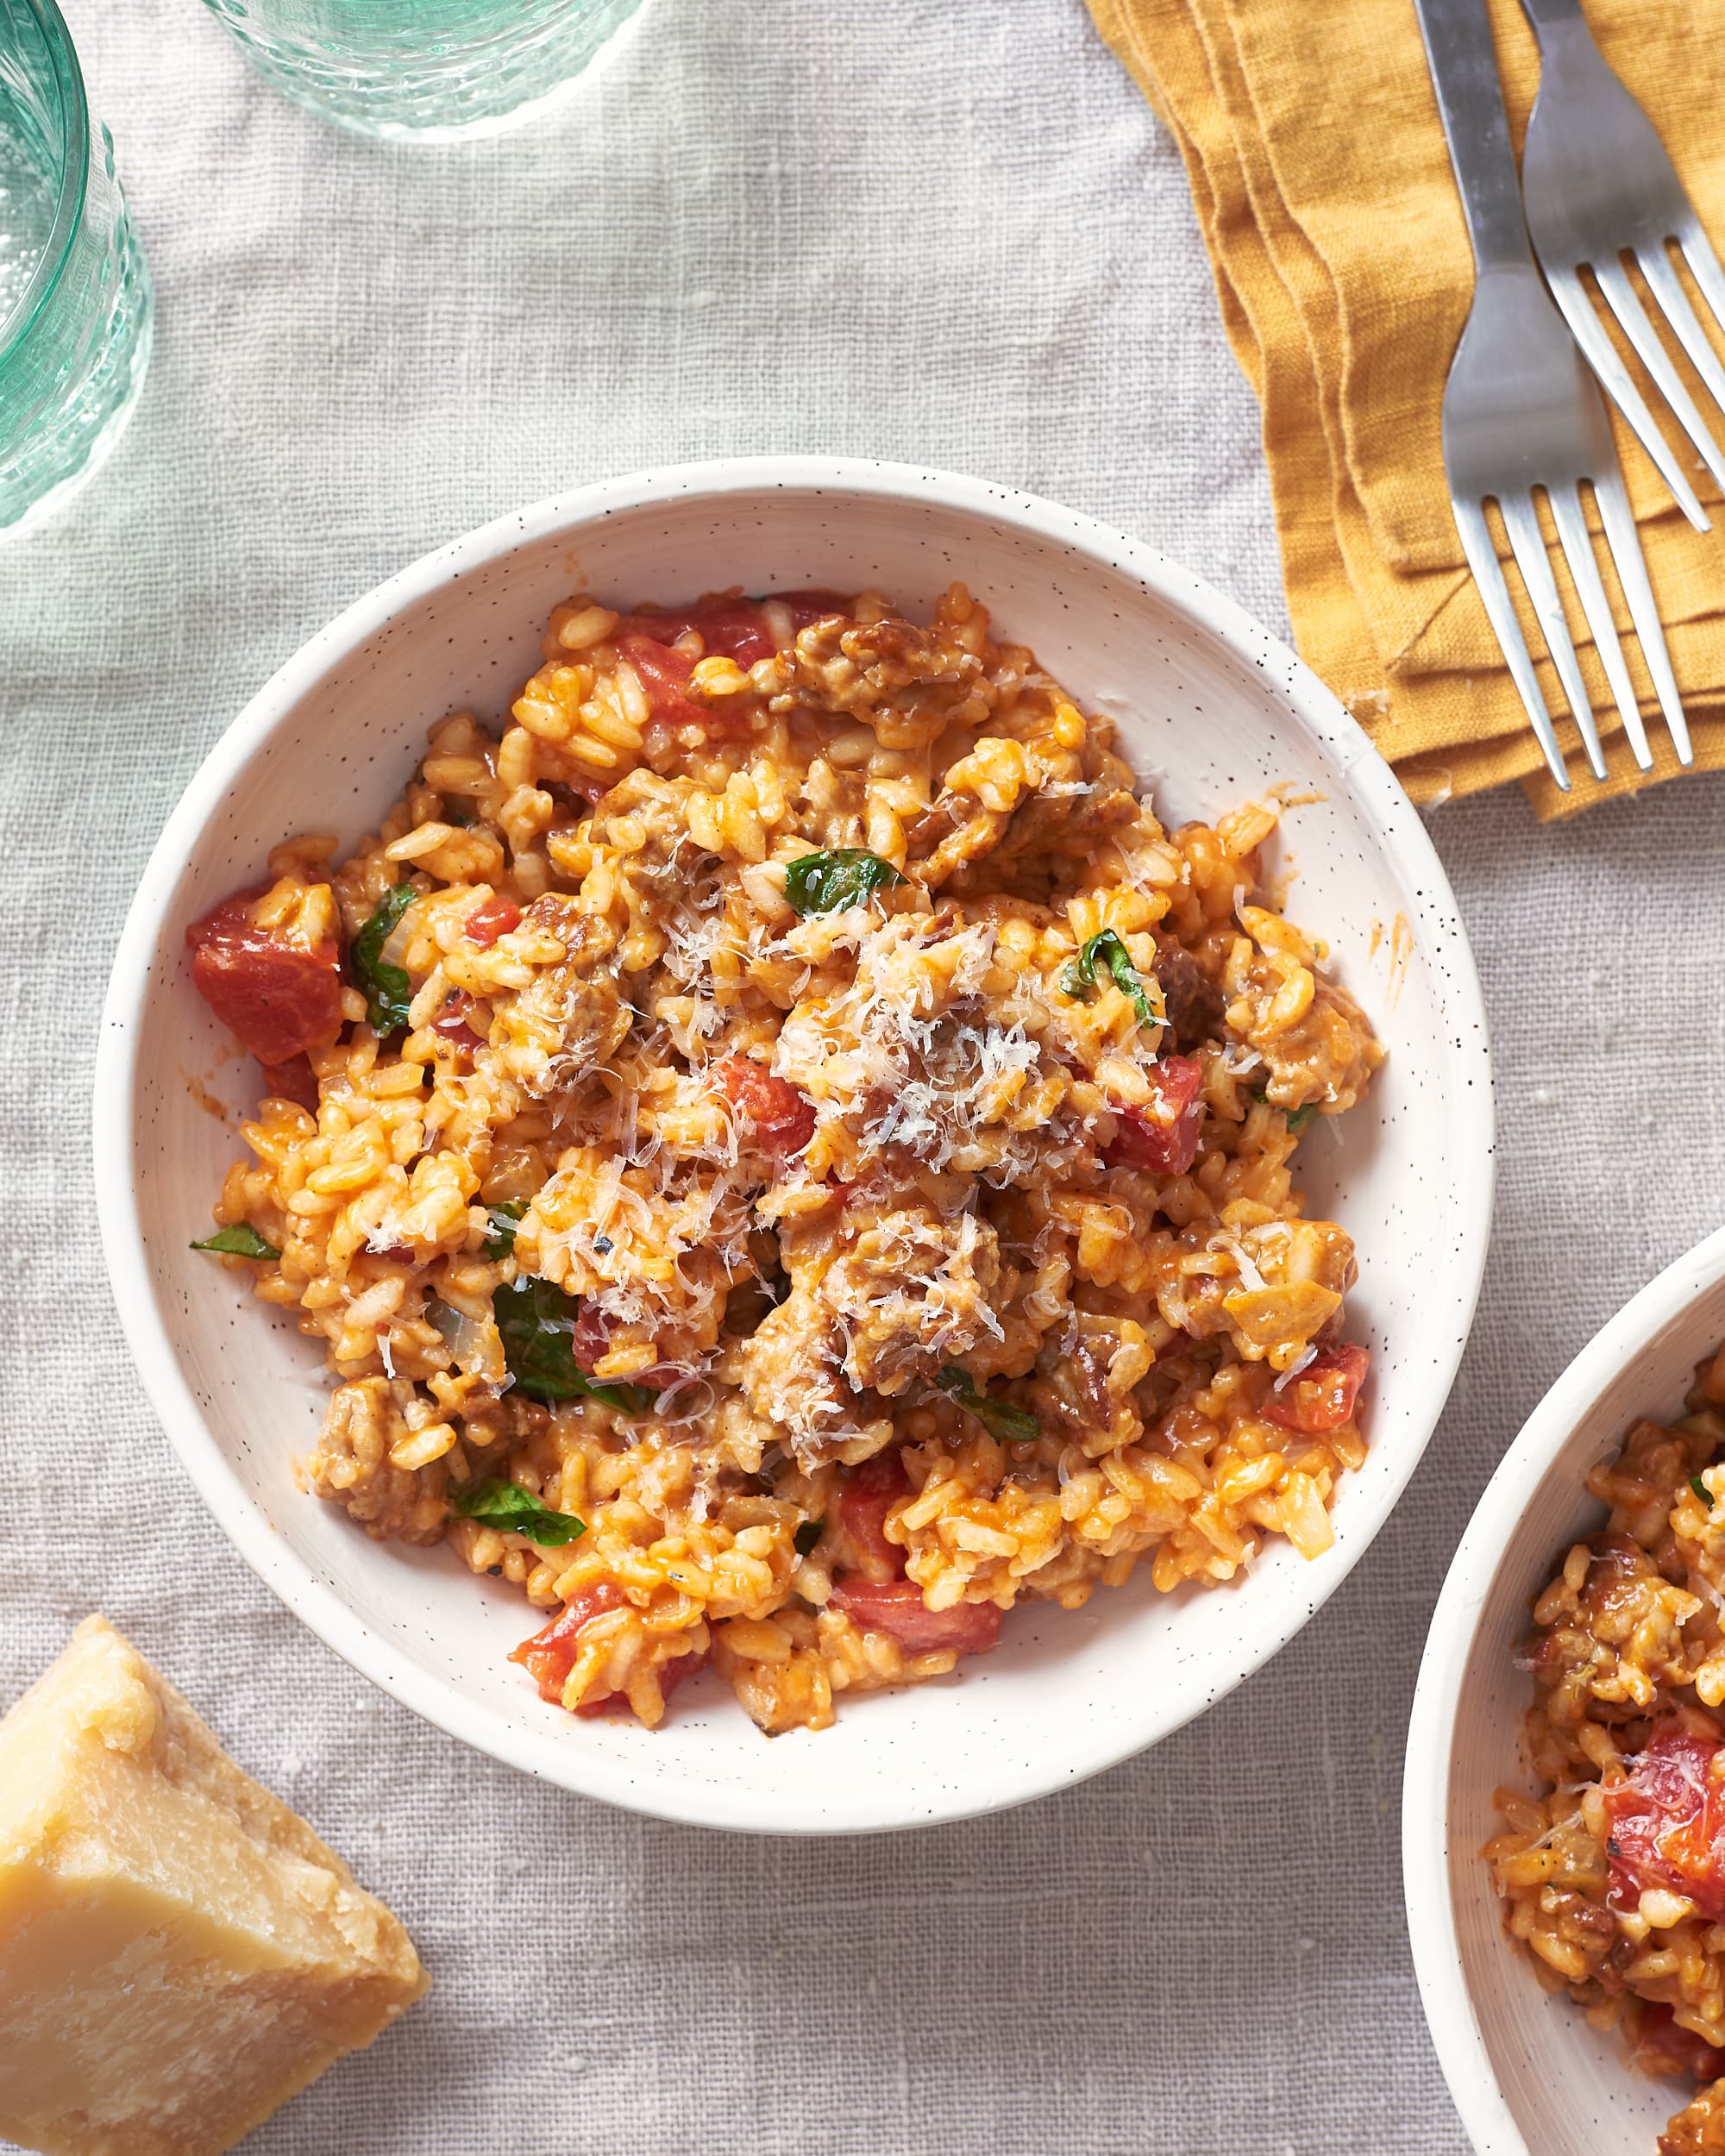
1488,1345 -> 1725,2154
183,579 -> 1382,1736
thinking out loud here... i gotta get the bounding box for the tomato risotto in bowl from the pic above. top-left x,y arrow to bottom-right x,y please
1407,1226 -> 1725,2156
97,460 -> 1490,1830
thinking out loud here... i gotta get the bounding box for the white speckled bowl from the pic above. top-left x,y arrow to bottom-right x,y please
1406,1225 -> 1725,2154
95,457 -> 1493,1833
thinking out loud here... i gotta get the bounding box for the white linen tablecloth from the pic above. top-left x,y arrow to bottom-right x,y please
6,2 -> 1723,2148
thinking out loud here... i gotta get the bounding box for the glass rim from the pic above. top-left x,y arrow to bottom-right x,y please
0,0 -> 91,365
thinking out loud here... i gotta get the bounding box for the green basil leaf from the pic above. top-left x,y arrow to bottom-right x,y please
1060,930 -> 1156,1030
482,1200 -> 526,1259
191,1222 -> 279,1260
783,849 -> 906,917
352,882 -> 417,1035
1694,1474 -> 1715,1510
794,1519 -> 825,1557
935,1365 -> 1040,1445
448,1476 -> 586,1546
494,1276 -> 655,1412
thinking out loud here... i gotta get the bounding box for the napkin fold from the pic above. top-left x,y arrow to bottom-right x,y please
1087,0 -> 1725,816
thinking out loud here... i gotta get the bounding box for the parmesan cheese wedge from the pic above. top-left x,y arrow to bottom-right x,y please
0,1614 -> 428,2156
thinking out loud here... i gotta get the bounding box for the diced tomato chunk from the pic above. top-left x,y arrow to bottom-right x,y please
1603,1724 -> 1725,1922
837,1451 -> 912,1580
465,896 -> 521,948
1101,1055 -> 1205,1175
186,887 -> 344,1065
1634,2002 -> 1725,2084
618,632 -> 703,724
566,1301 -> 678,1393
568,1300 -> 612,1372
509,1583 -> 629,1704
257,1053 -> 320,1114
1262,1343 -> 1371,1434
429,990 -> 482,1051
771,587 -> 850,633
574,1648 -> 710,1721
829,1576 -> 1002,1656
616,593 -> 775,667
712,1056 -> 816,1161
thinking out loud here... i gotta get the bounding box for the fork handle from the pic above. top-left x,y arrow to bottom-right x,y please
1412,0 -> 1539,271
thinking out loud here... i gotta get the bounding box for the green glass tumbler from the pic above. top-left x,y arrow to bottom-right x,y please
0,0 -> 152,544
200,0 -> 651,141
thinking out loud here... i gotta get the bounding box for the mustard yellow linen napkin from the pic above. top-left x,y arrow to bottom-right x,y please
1087,0 -> 1725,816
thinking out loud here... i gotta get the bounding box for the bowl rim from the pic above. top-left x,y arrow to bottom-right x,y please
93,454 -> 1496,1833
1402,1219 -> 1725,2155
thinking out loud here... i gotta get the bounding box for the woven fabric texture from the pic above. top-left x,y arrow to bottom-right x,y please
3,1 -> 1723,2149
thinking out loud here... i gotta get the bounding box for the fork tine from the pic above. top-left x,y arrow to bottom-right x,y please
1677,218 -> 1725,342
1593,256 -> 1725,498
1591,468 -> 1694,768
1636,243 -> 1725,416
1447,494 -> 1569,792
1498,493 -> 1607,781
1542,263 -> 1710,530
1547,482 -> 1652,770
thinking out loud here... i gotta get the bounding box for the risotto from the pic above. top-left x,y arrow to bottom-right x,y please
185,580 -> 1382,1736
1488,1345 -> 1725,2154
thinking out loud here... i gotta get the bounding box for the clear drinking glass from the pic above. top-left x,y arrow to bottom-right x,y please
200,0 -> 651,141
0,0 -> 152,544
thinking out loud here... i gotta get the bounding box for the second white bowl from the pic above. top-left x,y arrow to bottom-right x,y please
95,456 -> 1493,1833
1406,1222 -> 1725,2154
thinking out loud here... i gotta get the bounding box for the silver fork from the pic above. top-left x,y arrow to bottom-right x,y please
1520,0 -> 1725,536
1412,0 -> 1690,790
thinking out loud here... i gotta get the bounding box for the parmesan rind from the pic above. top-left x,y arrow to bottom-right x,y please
0,1615 -> 428,2156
